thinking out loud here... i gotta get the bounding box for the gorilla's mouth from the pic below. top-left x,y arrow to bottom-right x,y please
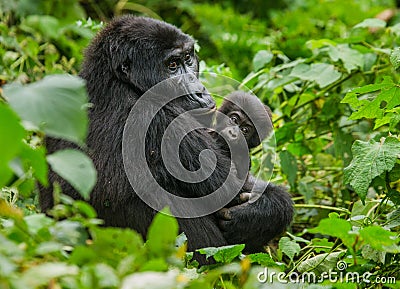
193,92 -> 216,113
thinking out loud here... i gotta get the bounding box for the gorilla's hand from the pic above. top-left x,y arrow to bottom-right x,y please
216,184 -> 294,253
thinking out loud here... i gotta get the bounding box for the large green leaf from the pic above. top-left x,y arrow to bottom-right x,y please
390,47 -> 400,70
21,262 -> 78,288
278,237 -> 300,262
359,226 -> 400,253
4,74 -> 89,145
253,50 -> 273,71
197,244 -> 245,263
309,217 -> 356,249
326,44 -> 364,73
353,18 -> 387,29
290,63 -> 341,88
279,150 -> 297,188
47,149 -> 96,200
146,208 -> 179,257
344,137 -> 400,202
0,102 -> 25,187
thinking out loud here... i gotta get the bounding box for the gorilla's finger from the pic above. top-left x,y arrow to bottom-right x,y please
240,192 -> 252,202
216,208 -> 232,220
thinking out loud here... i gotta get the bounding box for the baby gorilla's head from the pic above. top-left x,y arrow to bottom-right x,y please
216,91 -> 272,149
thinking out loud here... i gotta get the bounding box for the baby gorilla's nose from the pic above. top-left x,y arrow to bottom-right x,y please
227,126 -> 240,140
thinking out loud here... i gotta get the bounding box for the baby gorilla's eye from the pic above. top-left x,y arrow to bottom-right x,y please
168,61 -> 178,71
230,115 -> 239,124
241,126 -> 250,135
184,53 -> 191,62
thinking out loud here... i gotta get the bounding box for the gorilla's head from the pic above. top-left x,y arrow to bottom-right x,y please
81,16 -> 215,111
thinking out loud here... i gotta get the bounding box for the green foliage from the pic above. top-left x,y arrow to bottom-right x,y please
47,149 -> 97,200
344,137 -> 400,202
4,75 -> 89,145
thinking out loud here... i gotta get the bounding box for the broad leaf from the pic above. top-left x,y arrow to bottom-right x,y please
0,102 -> 25,187
279,150 -> 297,188
359,226 -> 400,253
47,149 -> 97,200
197,244 -> 245,263
4,74 -> 89,145
344,137 -> 400,202
297,251 -> 344,274
21,262 -> 78,288
353,18 -> 387,29
327,44 -> 364,73
341,77 -> 400,127
147,208 -> 179,257
309,218 -> 356,249
253,50 -> 273,71
390,47 -> 400,70
278,237 -> 300,261
290,63 -> 341,88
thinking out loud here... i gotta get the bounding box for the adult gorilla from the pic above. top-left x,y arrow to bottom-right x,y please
40,16 -> 293,257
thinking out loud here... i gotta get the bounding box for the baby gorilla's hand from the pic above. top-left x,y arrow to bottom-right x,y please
215,202 -> 252,246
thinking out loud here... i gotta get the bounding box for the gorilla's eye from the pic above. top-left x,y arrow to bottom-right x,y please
184,53 -> 191,63
169,61 -> 178,71
230,115 -> 239,125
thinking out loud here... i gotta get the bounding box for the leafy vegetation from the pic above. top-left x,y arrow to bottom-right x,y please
1,0 -> 400,288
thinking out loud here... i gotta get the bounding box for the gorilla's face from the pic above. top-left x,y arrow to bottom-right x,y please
106,16 -> 215,111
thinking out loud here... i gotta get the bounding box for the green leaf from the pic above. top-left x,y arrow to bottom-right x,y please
279,150 -> 297,188
341,78 -> 393,107
86,227 -> 143,267
47,149 -> 97,200
327,44 -> 364,73
51,220 -> 88,246
344,137 -> 400,201
390,47 -> 400,70
290,63 -> 341,88
197,244 -> 245,263
147,208 -> 179,256
311,238 -> 335,253
4,74 -> 89,145
248,253 -> 276,267
359,226 -> 400,253
88,263 -> 119,288
0,102 -> 25,187
353,18 -> 387,29
21,262 -> 78,288
121,271 -> 180,289
309,218 -> 356,249
278,237 -> 300,261
297,251 -> 344,274
253,50 -> 273,71
341,77 -> 400,125
21,15 -> 61,39
19,143 -> 48,186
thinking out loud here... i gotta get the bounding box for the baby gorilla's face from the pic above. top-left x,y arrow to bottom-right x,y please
216,109 -> 255,148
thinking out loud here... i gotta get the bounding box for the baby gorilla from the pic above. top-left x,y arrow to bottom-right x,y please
214,91 -> 272,180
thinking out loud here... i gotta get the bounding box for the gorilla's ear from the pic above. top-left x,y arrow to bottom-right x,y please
121,63 -> 129,75
115,60 -> 131,83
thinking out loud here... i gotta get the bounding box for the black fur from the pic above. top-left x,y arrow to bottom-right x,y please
39,16 -> 293,261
